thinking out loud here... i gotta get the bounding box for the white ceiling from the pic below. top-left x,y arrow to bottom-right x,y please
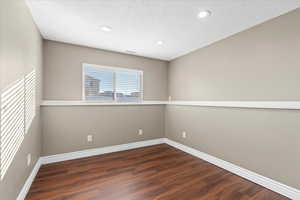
27,0 -> 300,61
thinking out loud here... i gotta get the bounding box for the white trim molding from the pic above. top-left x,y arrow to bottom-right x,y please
17,138 -> 300,200
41,100 -> 300,110
17,158 -> 42,200
17,138 -> 165,199
168,101 -> 300,110
164,138 -> 300,200
40,138 -> 165,164
41,100 -> 167,106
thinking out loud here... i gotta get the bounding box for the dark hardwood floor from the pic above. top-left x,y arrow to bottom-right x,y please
26,144 -> 289,200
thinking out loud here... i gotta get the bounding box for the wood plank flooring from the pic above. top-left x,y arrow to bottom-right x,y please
26,144 -> 289,200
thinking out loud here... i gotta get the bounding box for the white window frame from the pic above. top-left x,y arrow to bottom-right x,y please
82,63 -> 144,102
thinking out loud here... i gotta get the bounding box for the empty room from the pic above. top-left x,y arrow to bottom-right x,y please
1,0 -> 300,199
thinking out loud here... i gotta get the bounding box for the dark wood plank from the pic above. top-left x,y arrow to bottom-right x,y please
26,144 -> 289,200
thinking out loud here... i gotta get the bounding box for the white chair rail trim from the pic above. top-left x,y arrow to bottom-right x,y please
41,100 -> 167,106
41,100 -> 300,110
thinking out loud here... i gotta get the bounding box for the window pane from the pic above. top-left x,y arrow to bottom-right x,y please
84,66 -> 114,101
116,71 -> 141,102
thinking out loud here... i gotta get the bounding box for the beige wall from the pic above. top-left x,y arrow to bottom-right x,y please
42,105 -> 165,156
1,2 -> 298,198
166,8 -> 300,190
169,8 -> 300,101
42,41 -> 167,156
0,0 -> 43,199
43,40 -> 168,101
165,106 -> 300,189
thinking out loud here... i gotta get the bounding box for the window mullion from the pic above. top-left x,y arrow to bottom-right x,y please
113,71 -> 117,102
140,72 -> 143,101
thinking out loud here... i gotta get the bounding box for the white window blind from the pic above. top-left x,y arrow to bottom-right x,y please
116,71 -> 141,102
83,64 -> 143,102
0,69 -> 36,180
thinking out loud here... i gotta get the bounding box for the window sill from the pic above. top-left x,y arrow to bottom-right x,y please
41,100 -> 167,106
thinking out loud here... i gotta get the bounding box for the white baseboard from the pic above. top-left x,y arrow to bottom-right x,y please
16,158 -> 42,200
40,138 -> 165,164
164,138 -> 300,200
17,138 -> 300,200
16,138 -> 164,199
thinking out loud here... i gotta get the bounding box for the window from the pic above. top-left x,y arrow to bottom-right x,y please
0,69 -> 36,180
83,64 -> 143,102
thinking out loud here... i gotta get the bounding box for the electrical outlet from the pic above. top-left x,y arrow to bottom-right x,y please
27,154 -> 31,166
87,135 -> 93,142
138,129 -> 143,135
182,131 -> 187,138
168,96 -> 172,101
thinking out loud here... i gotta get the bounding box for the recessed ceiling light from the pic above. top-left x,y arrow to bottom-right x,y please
157,41 -> 163,45
198,10 -> 211,19
100,25 -> 112,32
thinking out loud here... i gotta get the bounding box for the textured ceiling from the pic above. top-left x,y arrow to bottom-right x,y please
27,0 -> 300,61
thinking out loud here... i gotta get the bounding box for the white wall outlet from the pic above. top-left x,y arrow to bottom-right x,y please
87,135 -> 93,142
182,131 -> 187,138
168,96 -> 172,101
27,153 -> 31,166
138,129 -> 143,135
